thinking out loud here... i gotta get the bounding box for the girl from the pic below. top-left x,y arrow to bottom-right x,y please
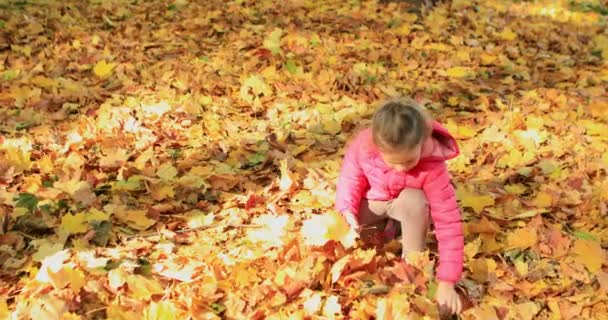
335,98 -> 464,315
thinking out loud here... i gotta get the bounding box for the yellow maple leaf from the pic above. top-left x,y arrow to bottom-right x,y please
480,52 -> 497,65
446,66 -> 474,78
588,100 -> 608,120
499,28 -> 517,41
60,213 -> 90,235
105,204 -> 156,230
468,257 -> 497,283
456,186 -> 495,213
504,183 -> 527,195
507,228 -> 538,249
60,209 -> 109,236
240,75 -> 272,103
513,302 -> 540,320
593,34 -> 608,59
150,183 -> 175,201
37,155 -> 54,174
571,239 -> 603,274
3,147 -> 32,174
31,239 -> 65,262
263,28 -> 283,55
395,24 -> 410,36
322,118 -> 342,135
301,210 -> 356,248
54,179 -> 96,205
127,274 -> 164,300
107,302 -> 140,320
496,149 -> 535,168
445,119 -> 477,139
93,60 -> 116,78
531,191 -> 553,208
156,163 -> 178,180
246,214 -> 290,248
145,300 -> 183,320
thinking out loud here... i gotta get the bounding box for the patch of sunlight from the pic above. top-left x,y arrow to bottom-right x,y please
246,214 -> 290,248
509,0 -> 602,26
35,249 -> 71,283
301,210 -> 356,248
141,101 -> 171,117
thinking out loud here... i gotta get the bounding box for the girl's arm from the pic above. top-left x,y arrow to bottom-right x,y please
335,140 -> 369,221
422,161 -> 464,284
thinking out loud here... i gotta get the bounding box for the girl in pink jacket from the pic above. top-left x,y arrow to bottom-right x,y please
335,98 -> 464,315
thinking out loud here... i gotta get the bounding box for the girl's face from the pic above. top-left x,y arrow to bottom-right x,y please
379,144 -> 422,172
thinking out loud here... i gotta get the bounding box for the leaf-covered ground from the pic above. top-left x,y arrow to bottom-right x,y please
1,0 -> 607,319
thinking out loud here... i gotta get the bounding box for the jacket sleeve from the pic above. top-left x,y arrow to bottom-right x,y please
422,161 -> 464,284
335,141 -> 369,218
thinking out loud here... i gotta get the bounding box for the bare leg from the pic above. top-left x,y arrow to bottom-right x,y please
387,188 -> 430,256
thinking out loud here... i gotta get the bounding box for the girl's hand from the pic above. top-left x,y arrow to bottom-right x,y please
342,211 -> 361,233
436,281 -> 462,315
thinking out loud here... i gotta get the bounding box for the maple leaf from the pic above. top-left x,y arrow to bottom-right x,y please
301,210 -> 357,248
446,66 -> 475,79
240,75 -> 272,103
571,239 -> 604,274
93,60 -> 116,78
246,214 -> 290,248
263,28 -> 283,55
104,203 -> 156,230
54,179 -> 96,205
507,227 -> 538,249
279,158 -> 298,193
456,186 -> 495,214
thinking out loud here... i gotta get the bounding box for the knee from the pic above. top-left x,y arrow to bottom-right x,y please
392,188 -> 429,219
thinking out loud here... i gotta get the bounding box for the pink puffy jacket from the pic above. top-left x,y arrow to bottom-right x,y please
335,121 -> 464,283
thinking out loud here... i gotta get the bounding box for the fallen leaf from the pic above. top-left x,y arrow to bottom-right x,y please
322,295 -> 341,317
156,163 -> 178,180
446,66 -> 474,78
93,60 -> 116,78
301,210 -> 356,248
507,228 -> 538,249
571,239 -> 603,274
457,186 -> 495,213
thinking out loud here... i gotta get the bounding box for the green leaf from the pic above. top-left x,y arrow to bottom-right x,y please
572,231 -> 598,241
91,220 -> 112,247
168,148 -> 181,160
167,3 -> 177,10
113,175 -> 143,191
210,303 -> 226,315
104,259 -> 123,271
360,284 -> 390,296
263,28 -> 283,55
16,122 -> 32,130
247,151 -> 266,166
426,280 -> 438,300
15,193 -> 38,212
135,258 -> 152,276
284,59 -> 298,74
0,20 -> 5,28
2,70 -> 18,81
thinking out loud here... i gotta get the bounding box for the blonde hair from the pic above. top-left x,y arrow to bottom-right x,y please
372,97 -> 432,151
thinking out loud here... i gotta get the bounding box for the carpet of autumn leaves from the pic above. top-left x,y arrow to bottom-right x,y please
1,0 -> 608,319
